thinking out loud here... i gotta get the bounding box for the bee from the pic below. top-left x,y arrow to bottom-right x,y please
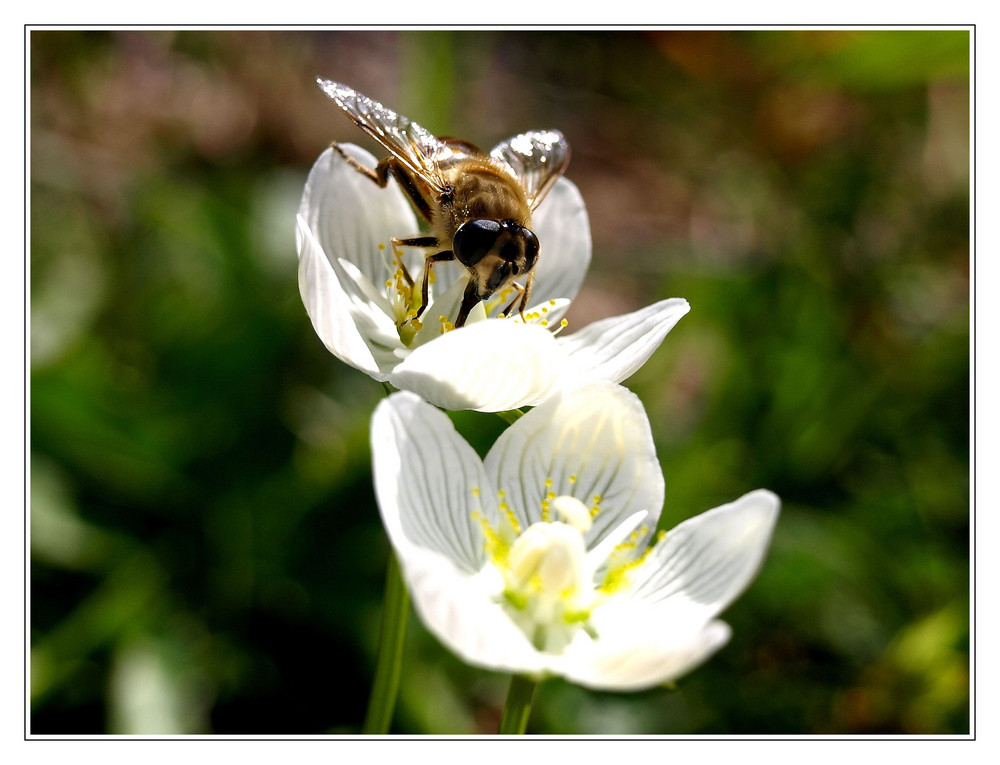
318,79 -> 571,328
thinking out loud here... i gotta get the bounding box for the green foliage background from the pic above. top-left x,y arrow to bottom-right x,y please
30,29 -> 970,735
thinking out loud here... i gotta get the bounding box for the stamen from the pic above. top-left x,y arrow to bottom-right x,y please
598,526 -> 659,594
550,318 -> 570,336
591,494 -> 603,518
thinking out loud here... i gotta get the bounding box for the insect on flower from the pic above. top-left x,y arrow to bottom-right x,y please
317,79 -> 571,328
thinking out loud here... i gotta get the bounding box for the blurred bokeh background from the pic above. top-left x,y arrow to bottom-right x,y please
29,29 -> 970,735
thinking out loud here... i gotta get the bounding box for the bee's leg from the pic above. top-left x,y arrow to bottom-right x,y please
454,281 -> 481,328
500,283 -> 526,319
517,272 -> 535,320
500,273 -> 534,321
391,236 -> 438,288
330,142 -> 388,186
417,251 -> 456,319
330,144 -> 435,224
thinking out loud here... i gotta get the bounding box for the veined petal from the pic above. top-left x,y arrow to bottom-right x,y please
371,391 -> 496,573
556,298 -> 691,384
298,144 -> 423,288
388,320 -> 562,412
529,177 -> 592,304
585,511 -> 648,571
297,216 -> 396,378
399,546 -> 550,676
557,616 -> 732,691
626,490 -> 780,622
484,381 -> 665,551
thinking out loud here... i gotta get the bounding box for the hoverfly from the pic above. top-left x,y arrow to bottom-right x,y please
318,79 -> 571,328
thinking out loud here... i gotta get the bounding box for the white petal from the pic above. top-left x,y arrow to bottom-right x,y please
399,547 -> 549,676
298,145 -> 423,289
557,616 -> 732,691
529,177 -> 592,304
388,320 -> 562,412
626,489 -> 781,622
371,391 -> 496,573
297,216 -> 397,378
484,381 -> 665,551
556,298 -> 691,384
585,511 -> 648,570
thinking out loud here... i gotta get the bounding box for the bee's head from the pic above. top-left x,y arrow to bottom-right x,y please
453,219 -> 539,301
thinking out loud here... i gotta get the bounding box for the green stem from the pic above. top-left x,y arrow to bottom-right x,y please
497,674 -> 537,734
362,551 -> 410,734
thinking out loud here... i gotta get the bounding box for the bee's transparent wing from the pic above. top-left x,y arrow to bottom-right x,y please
318,79 -> 455,193
490,130 -> 571,210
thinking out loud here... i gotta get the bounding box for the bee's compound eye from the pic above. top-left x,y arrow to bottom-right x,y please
522,228 -> 539,270
453,219 -> 501,267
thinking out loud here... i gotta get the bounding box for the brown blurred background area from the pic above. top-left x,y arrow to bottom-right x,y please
30,29 -> 970,735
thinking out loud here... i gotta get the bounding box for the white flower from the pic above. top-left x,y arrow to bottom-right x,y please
297,145 -> 690,412
370,381 -> 780,690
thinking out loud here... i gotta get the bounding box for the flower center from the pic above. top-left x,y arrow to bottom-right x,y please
477,494 -> 599,654
472,484 -> 663,654
377,241 -> 573,342
379,243 -> 425,345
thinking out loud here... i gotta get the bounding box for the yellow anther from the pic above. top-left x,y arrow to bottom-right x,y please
591,495 -> 603,517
